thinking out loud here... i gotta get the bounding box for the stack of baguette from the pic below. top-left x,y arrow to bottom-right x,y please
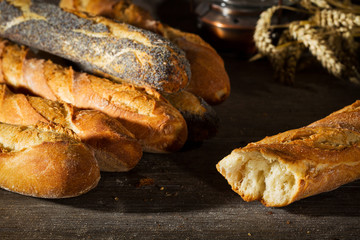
59,0 -> 231,105
0,0 -> 230,198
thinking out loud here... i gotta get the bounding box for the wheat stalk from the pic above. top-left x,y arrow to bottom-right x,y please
254,6 -> 289,81
311,9 -> 359,57
253,6 -> 281,56
276,30 -> 306,84
341,29 -> 359,55
289,21 -> 345,79
313,9 -> 360,29
253,2 -> 360,84
276,43 -> 305,84
311,0 -> 331,8
324,29 -> 360,83
300,0 -> 331,11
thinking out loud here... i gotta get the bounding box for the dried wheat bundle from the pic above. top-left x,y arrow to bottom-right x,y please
253,0 -> 360,84
253,6 -> 304,84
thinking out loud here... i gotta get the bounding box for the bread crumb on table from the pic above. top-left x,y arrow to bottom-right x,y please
136,178 -> 155,187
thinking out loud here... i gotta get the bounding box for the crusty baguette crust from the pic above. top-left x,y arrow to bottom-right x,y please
0,122 -> 100,198
70,109 -> 142,171
217,100 -> 360,207
0,0 -> 190,93
171,34 -> 230,105
0,40 -> 187,153
0,84 -> 142,172
60,0 -> 119,17
163,90 -> 219,142
60,0 -> 231,104
308,100 -> 360,132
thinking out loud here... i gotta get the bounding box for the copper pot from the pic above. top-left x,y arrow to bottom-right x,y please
196,0 -> 289,55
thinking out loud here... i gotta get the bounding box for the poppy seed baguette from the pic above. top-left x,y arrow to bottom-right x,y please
0,0 -> 190,93
60,0 -> 230,104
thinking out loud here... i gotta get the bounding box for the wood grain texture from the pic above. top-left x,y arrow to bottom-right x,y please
0,55 -> 359,240
1,1 -> 360,239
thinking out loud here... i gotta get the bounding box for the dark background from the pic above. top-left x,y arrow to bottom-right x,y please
1,1 -> 360,239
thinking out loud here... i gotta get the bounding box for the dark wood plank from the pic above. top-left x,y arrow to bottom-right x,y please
1,1 -> 360,239
1,56 -> 359,240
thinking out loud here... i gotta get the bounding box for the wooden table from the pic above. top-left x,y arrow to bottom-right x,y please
1,1 -> 360,239
1,57 -> 359,240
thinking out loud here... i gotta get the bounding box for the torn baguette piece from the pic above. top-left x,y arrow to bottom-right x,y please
0,39 -> 187,153
0,0 -> 190,93
217,101 -> 360,207
0,122 -> 100,198
0,84 -> 142,172
60,0 -> 230,104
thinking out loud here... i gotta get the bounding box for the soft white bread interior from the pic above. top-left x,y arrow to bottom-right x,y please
217,101 -> 360,207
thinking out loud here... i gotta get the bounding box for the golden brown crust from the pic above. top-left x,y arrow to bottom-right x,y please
247,127 -> 360,206
0,84 -> 142,172
72,109 -> 142,171
217,101 -> 360,207
0,123 -> 100,198
60,0 -> 119,17
0,84 -> 48,125
164,27 -> 230,105
0,40 -> 187,153
60,0 -> 231,104
70,73 -> 188,153
308,100 -> 360,132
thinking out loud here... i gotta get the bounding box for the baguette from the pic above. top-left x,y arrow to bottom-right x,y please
308,101 -> 360,131
0,84 -> 142,172
217,100 -> 360,207
0,39 -> 187,153
60,0 -> 231,104
163,90 -> 219,142
0,122 -> 100,198
0,0 -> 190,93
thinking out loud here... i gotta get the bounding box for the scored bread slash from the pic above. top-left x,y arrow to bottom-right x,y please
0,39 -> 188,153
0,84 -> 143,172
0,0 -> 191,93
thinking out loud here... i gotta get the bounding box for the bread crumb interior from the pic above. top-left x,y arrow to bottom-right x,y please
219,151 -> 297,206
